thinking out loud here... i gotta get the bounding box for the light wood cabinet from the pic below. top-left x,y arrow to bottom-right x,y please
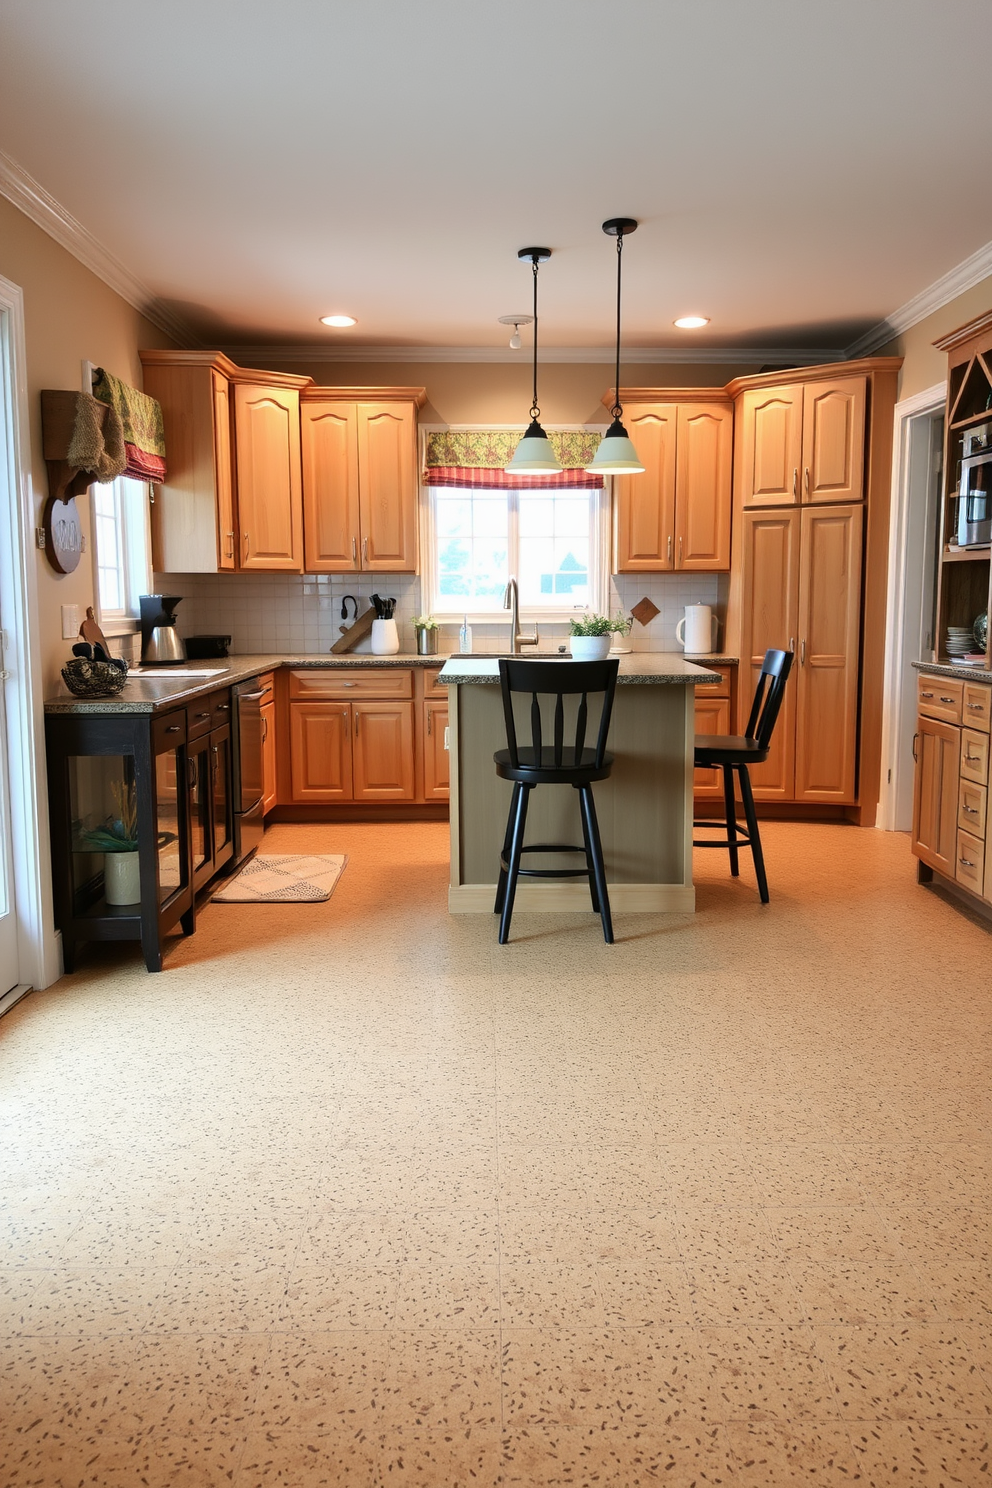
739,508 -> 800,799
693,691 -> 732,800
353,702 -> 415,800
261,699 -> 277,815
289,699 -> 414,803
234,384 -> 303,571
290,703 -> 352,801
301,390 -> 426,574
794,504 -> 863,802
423,700 -> 450,800
911,713 -> 960,877
612,397 -> 732,572
739,376 -> 866,508
139,351 -> 310,574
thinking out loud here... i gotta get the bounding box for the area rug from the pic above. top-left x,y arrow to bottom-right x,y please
211,854 -> 347,903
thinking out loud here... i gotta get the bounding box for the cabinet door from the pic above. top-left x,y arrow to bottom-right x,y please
234,384 -> 303,571
801,376 -> 866,504
693,695 -> 732,799
357,403 -> 418,571
911,716 -> 959,876
212,372 -> 237,571
613,405 -> 677,570
301,401 -> 361,571
260,701 -> 277,814
352,701 -> 415,800
290,703 -> 353,801
794,504 -> 863,803
675,403 -> 732,570
739,509 -> 800,799
188,734 -> 213,890
739,385 -> 804,507
423,700 -> 450,801
209,724 -> 234,874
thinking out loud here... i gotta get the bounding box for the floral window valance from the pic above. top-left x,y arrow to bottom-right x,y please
423,429 -> 603,489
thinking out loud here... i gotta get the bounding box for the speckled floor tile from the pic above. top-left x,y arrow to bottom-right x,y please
0,1427 -> 249,1486
150,1265 -> 288,1334
0,1334 -> 136,1434
499,1264 -> 605,1328
787,1261 -> 937,1325
765,1206 -> 903,1262
688,1262 -> 806,1326
128,1334 -> 269,1430
727,1420 -> 860,1482
498,1146 -> 669,1211
697,1326 -> 840,1422
661,1145 -> 757,1206
253,1333 -> 389,1431
500,1421 -> 739,1485
14,1266 -> 172,1336
815,1324 -> 992,1420
746,1146 -> 864,1206
383,1329 -> 500,1429
848,1418 -> 991,1484
279,1267 -> 397,1331
237,1428 -> 379,1486
375,1424 -> 502,1486
881,1202 -> 992,1265
393,1264 -> 499,1328
596,1262 -> 694,1326
676,1207 -> 781,1263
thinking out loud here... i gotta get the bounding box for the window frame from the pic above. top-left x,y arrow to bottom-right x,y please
89,474 -> 153,634
419,425 -> 611,623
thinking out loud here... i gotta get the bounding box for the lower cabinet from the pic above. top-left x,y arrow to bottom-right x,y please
423,699 -> 450,800
912,673 -> 991,902
290,700 -> 415,802
693,668 -> 734,800
188,722 -> 234,892
261,697 -> 277,814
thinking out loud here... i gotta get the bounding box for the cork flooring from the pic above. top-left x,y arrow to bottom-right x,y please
1,820 -> 990,1486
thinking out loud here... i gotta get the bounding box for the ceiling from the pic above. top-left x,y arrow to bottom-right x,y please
2,0 -> 991,357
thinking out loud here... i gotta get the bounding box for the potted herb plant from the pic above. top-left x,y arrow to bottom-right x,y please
568,612 -> 632,661
413,614 -> 440,656
79,778 -> 141,905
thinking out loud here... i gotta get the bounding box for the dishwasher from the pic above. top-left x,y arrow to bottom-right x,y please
230,675 -> 268,868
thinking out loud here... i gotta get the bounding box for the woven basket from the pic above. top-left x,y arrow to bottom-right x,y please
61,658 -> 129,698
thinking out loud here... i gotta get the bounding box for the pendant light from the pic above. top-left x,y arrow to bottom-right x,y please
587,218 -> 644,475
506,247 -> 562,474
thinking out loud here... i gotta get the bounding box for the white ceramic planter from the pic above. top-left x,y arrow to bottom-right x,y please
371,619 -> 400,655
104,851 -> 140,905
569,634 -> 612,661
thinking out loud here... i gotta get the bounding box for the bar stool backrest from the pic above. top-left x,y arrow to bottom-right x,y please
742,648 -> 794,748
498,658 -> 619,771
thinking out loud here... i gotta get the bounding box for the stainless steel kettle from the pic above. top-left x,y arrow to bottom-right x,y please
139,595 -> 187,665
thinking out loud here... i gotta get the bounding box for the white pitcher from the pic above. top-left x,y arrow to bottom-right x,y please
675,603 -> 718,654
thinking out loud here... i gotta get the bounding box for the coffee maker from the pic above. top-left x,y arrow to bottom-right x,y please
139,595 -> 187,665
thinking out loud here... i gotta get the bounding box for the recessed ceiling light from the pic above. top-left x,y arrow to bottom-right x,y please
319,314 -> 357,327
674,315 -> 709,329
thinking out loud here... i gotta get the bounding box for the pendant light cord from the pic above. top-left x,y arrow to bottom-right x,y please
530,258 -> 540,421
611,229 -> 624,422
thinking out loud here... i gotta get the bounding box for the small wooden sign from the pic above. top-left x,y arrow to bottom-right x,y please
43,494 -> 83,574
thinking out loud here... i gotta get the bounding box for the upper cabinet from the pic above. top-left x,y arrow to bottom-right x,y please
140,351 -> 310,574
612,395 -> 732,572
301,390 -> 425,573
739,375 -> 866,508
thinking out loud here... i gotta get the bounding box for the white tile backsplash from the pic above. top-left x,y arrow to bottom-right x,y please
156,569 -> 731,657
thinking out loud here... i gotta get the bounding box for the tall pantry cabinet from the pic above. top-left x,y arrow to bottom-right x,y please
727,358 -> 901,823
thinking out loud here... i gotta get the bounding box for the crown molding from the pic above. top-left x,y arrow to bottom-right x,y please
845,237 -> 992,360
0,149 -> 197,348
219,342 -> 846,366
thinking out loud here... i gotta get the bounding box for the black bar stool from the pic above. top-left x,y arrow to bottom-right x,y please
693,648 -> 794,904
494,657 -> 619,944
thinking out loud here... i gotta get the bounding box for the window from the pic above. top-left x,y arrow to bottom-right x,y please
426,483 -> 604,619
91,476 -> 152,624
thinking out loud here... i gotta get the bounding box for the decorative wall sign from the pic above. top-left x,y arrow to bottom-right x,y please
43,494 -> 83,574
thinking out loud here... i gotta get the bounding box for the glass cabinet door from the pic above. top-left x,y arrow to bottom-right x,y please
211,731 -> 233,860
154,743 -> 187,904
188,736 -> 211,883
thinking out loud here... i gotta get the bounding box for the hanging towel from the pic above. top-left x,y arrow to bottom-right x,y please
92,368 -> 167,482
65,391 -> 127,481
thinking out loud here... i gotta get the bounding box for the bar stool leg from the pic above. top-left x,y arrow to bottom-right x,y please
499,784 -> 531,944
578,785 -> 613,944
722,763 -> 740,877
494,782 -> 521,914
737,764 -> 769,904
577,786 -> 600,914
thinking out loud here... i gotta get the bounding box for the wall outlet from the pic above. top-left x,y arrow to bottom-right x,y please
61,603 -> 82,640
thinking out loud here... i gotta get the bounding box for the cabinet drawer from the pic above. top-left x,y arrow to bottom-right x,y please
917,674 -> 963,723
956,827 -> 985,895
961,727 -> 989,786
187,698 -> 216,740
697,667 -> 732,699
153,709 -> 187,749
424,667 -> 449,698
288,667 -> 413,701
211,692 -> 233,730
958,778 -> 987,838
963,682 -> 992,733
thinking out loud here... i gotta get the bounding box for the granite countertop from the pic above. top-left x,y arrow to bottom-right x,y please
438,654 -> 724,686
913,659 -> 992,684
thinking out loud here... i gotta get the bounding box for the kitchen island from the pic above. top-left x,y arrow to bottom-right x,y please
439,654 -> 720,915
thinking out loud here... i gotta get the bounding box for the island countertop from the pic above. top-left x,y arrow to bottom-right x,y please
439,653 -> 724,685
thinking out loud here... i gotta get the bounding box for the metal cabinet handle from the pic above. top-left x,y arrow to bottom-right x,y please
963,803 -> 978,815
238,690 -> 265,701
262,716 -> 268,743
960,855 -> 976,869
965,752 -> 982,764
912,732 -> 918,763
804,467 -> 810,494
226,531 -> 235,558
217,702 -> 230,711
355,711 -> 360,736
165,724 -> 181,734
800,639 -> 806,666
427,710 -> 432,736
939,695 -> 956,703
352,537 -> 357,562
243,532 -> 250,560
789,636 -> 795,654
792,468 -> 798,498
194,710 -> 209,720
920,690 -> 934,698
966,702 -> 984,711
341,681 -> 356,688
678,536 -> 683,566
667,534 -> 673,564
362,538 -> 368,564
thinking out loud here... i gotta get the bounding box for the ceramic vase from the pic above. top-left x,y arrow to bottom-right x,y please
371,618 -> 400,655
104,851 -> 140,905
569,634 -> 612,661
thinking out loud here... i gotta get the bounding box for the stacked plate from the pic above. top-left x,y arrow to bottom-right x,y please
947,626 -> 974,657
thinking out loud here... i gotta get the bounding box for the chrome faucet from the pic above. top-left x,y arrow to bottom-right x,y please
503,577 -> 539,654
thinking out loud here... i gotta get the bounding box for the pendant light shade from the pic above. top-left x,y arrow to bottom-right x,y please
587,217 -> 643,476
507,247 -> 561,474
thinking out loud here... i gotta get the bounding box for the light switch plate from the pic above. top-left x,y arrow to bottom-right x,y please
61,603 -> 82,640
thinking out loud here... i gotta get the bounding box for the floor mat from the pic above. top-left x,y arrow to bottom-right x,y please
211,853 -> 347,903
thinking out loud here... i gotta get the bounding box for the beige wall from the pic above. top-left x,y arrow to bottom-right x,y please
0,195 -> 175,691
878,271 -> 992,402
235,356 -> 767,426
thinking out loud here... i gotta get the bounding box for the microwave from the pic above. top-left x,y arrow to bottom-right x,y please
958,422 -> 992,547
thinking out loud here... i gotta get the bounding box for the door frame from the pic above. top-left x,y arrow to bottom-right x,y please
876,382 -> 946,833
0,273 -> 60,1001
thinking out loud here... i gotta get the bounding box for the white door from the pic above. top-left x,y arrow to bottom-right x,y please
0,599 -> 19,992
